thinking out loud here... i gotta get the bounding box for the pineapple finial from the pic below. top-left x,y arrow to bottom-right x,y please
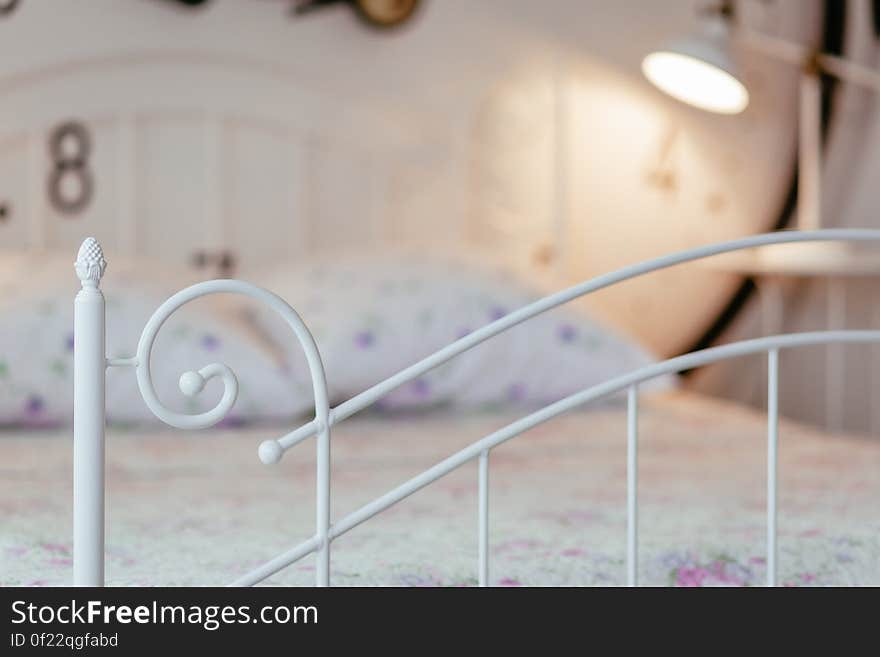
75,237 -> 107,288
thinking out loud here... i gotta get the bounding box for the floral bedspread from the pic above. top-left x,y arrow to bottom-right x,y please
2,392 -> 878,586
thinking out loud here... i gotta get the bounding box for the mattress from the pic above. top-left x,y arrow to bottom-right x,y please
2,391 -> 878,587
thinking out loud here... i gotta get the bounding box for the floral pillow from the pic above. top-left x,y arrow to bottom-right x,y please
0,253 -> 295,427
242,247 -> 673,414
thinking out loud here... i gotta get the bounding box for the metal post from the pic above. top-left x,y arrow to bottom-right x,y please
316,424 -> 331,586
825,277 -> 846,432
767,348 -> 779,586
73,238 -> 107,586
478,450 -> 490,587
626,385 -> 638,587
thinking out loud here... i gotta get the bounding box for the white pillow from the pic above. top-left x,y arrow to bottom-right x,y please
242,246 -> 671,414
0,252 -> 295,427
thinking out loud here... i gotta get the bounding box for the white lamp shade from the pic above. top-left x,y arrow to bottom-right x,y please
642,18 -> 749,115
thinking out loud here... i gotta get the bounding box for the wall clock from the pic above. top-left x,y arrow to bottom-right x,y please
0,0 -> 19,18
295,0 -> 419,29
353,0 -> 418,27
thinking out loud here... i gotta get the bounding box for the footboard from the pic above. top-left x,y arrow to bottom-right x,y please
71,230 -> 880,587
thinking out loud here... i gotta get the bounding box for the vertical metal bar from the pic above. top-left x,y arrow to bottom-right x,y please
73,239 -> 107,586
825,277 -> 846,432
872,305 -> 880,436
767,348 -> 779,587
798,69 -> 822,231
626,384 -> 638,587
315,424 -> 331,586
478,450 -> 490,587
758,277 -> 784,407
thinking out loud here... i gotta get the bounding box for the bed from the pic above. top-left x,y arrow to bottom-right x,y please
3,391 -> 878,587
2,6 -> 877,587
1,231 -> 878,587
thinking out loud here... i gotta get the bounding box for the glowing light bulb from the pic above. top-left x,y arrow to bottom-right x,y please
642,50 -> 749,114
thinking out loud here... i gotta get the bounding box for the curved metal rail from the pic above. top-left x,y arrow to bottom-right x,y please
72,229 -> 880,587
232,329 -> 880,587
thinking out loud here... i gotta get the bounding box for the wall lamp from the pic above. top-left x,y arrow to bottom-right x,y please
643,1 -> 880,231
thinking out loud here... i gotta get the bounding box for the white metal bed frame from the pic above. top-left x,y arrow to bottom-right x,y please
70,229 -> 880,588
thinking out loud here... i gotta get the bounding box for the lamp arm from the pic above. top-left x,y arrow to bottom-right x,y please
817,53 -> 880,92
733,28 -> 809,66
734,27 -> 880,91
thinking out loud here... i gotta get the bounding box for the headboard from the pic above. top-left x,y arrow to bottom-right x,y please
0,47 -> 461,275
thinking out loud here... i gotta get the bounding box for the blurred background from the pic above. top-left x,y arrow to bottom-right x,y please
7,0 -> 880,589
1,0 -> 879,432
